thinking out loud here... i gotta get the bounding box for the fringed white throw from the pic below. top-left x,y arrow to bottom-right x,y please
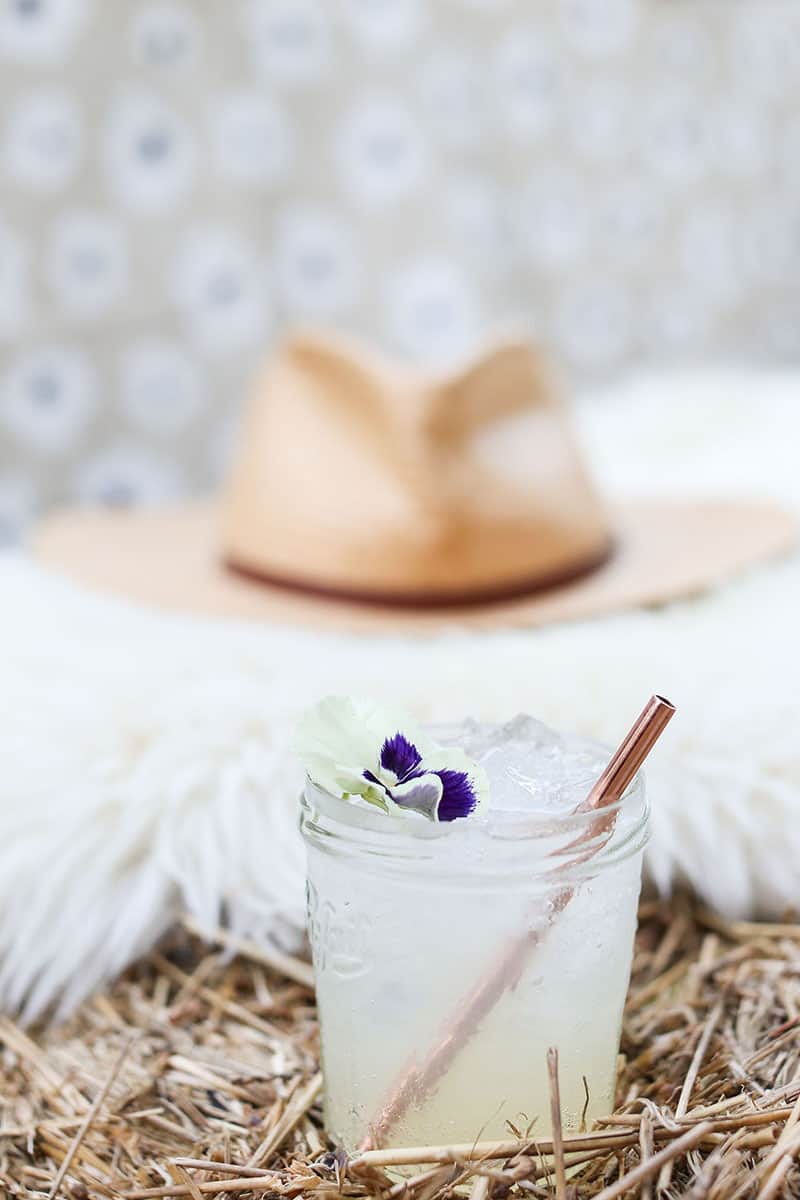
2,370 -> 799,1022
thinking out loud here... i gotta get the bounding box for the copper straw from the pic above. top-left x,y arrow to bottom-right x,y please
358,695 -> 675,1152
582,694 -> 675,812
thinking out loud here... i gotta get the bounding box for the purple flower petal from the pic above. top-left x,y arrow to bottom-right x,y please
434,768 -> 478,822
380,732 -> 422,781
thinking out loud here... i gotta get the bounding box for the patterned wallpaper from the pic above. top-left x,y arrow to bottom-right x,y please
1,0 -> 800,540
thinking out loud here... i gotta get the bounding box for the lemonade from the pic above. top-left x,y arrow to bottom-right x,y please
300,715 -> 649,1152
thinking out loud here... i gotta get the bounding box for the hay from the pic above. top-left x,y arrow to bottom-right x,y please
2,897 -> 800,1200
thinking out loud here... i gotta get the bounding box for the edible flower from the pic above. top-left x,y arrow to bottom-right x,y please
294,696 -> 487,822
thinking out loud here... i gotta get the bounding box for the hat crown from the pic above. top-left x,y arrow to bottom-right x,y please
221,333 -> 611,602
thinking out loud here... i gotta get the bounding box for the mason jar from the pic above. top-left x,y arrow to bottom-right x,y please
300,756 -> 648,1153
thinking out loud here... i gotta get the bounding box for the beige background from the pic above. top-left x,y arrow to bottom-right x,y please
1,0 -> 799,541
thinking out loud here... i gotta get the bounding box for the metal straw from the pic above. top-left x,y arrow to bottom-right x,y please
583,694 -> 675,812
358,695 -> 675,1152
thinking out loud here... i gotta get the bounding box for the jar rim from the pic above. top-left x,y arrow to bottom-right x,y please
299,770 -> 650,881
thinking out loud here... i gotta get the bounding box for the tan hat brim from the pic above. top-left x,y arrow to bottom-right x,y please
30,496 -> 797,635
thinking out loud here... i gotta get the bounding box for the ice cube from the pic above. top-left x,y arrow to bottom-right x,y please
433,714 -> 606,815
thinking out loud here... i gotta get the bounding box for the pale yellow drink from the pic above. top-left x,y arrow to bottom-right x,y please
301,718 -> 648,1152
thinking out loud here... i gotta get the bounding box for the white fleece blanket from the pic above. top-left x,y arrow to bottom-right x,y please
2,369 -> 799,1022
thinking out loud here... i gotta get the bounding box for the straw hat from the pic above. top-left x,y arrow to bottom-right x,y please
32,333 -> 796,633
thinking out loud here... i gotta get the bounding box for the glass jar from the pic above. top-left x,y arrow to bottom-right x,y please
300,752 -> 648,1153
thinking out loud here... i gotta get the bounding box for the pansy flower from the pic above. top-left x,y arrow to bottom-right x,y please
294,696 -> 487,822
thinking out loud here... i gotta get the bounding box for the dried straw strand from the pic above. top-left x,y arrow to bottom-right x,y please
546,1048 -> 566,1200
46,1039 -> 132,1200
591,1122 -> 713,1200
